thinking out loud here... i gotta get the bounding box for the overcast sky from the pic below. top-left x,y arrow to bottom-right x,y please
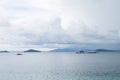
0,0 -> 120,50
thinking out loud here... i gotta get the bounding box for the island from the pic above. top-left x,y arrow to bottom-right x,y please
0,50 -> 10,53
24,49 -> 41,52
51,48 -> 79,52
95,49 -> 120,52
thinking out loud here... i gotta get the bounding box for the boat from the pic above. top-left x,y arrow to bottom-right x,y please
76,51 -> 85,54
16,53 -> 22,55
88,51 -> 97,54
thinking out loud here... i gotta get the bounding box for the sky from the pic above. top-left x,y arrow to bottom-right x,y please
0,0 -> 120,51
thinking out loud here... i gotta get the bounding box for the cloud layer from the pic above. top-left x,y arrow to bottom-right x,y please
0,0 -> 120,50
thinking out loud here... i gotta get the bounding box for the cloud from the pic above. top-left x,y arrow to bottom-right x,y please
118,31 -> 120,38
12,16 -> 73,44
0,8 -> 9,27
0,0 -> 120,50
0,4 -> 73,46
64,20 -> 120,43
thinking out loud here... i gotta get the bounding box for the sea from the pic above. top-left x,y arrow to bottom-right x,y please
0,52 -> 120,80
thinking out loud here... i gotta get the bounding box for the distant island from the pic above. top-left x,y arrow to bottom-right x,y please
0,50 -> 10,53
24,49 -> 41,52
51,48 -> 80,52
95,49 -> 120,52
76,49 -> 120,53
51,48 -> 120,53
0,48 -> 119,53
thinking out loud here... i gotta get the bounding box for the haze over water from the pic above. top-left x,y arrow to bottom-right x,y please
0,0 -> 120,80
0,52 -> 120,80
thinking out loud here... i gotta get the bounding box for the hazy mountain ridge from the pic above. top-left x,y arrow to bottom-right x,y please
0,48 -> 120,53
95,49 -> 120,52
51,48 -> 120,52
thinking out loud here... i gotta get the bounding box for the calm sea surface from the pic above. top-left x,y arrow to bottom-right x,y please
0,52 -> 120,80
